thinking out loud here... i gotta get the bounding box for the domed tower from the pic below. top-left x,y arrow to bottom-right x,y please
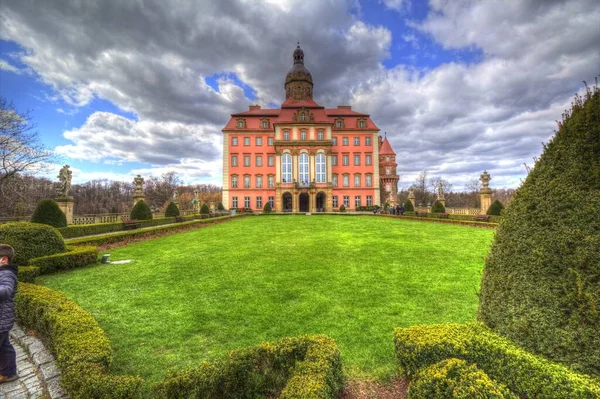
285,43 -> 314,101
379,135 -> 399,207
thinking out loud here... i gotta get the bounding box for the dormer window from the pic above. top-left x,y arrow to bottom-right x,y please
357,118 -> 367,128
335,118 -> 344,128
300,112 -> 306,121
300,129 -> 307,140
261,119 -> 269,129
283,130 -> 290,141
236,118 -> 246,129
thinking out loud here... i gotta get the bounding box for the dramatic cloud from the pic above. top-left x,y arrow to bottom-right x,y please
1,0 -> 598,189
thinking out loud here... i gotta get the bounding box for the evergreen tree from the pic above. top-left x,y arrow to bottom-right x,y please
486,200 -> 505,216
30,199 -> 67,228
403,199 -> 414,211
431,200 -> 445,213
165,201 -> 180,217
130,200 -> 153,220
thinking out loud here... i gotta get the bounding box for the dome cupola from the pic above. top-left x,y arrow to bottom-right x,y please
285,42 -> 313,101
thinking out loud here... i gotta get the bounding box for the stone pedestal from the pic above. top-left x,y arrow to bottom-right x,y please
408,192 -> 416,209
55,197 -> 74,225
480,190 -> 492,214
438,198 -> 446,207
133,194 -> 145,206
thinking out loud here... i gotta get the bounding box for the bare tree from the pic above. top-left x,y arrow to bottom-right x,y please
0,98 -> 54,195
428,176 -> 453,196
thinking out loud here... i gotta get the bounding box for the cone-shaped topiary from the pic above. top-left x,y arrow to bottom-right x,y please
200,203 -> 210,214
0,222 -> 65,265
486,199 -> 505,216
478,85 -> 600,376
263,202 -> 272,213
431,200 -> 445,213
130,200 -> 153,220
339,204 -> 346,212
403,199 -> 414,211
217,202 -> 225,211
30,199 -> 67,228
165,202 -> 180,217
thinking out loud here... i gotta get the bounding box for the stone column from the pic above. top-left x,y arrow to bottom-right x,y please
479,170 -> 492,214
55,198 -> 74,225
408,189 -> 416,209
132,175 -> 145,205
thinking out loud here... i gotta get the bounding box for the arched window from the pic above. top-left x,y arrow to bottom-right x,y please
299,153 -> 309,185
282,154 -> 292,183
316,153 -> 326,183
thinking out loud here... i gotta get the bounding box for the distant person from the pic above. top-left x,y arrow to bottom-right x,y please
0,244 -> 18,383
399,205 -> 406,215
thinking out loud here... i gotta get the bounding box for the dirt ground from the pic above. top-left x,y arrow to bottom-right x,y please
339,378 -> 409,399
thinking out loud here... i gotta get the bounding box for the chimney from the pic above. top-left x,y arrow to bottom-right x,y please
337,105 -> 352,110
378,135 -> 382,147
249,104 -> 261,111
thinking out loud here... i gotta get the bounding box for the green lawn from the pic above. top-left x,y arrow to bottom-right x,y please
39,215 -> 494,387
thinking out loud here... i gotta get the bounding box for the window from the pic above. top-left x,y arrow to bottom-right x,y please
262,120 -> 268,128
316,153 -> 326,183
231,155 -> 238,167
268,175 -> 274,188
355,196 -> 361,208
385,166 -> 391,175
332,137 -> 338,146
232,137 -> 238,146
354,154 -> 360,166
244,137 -> 250,146
268,196 -> 275,208
343,196 -> 350,207
282,153 -> 292,183
244,155 -> 251,167
300,112 -> 306,121
244,175 -> 250,188
332,155 -> 338,166
367,195 -> 373,206
332,174 -> 338,187
365,136 -> 371,146
333,196 -> 338,208
354,137 -> 360,146
256,155 -> 263,167
232,197 -> 238,208
268,155 -> 274,166
317,130 -> 324,140
342,155 -> 349,166
256,176 -> 262,188
237,119 -> 245,128
300,129 -> 307,140
386,183 -> 392,192
336,119 -> 343,128
342,137 -> 349,146
244,196 -> 251,208
268,137 -> 274,146
343,174 -> 349,187
365,154 -> 372,166
299,153 -> 309,185
256,137 -> 262,146
231,176 -> 238,188
358,120 -> 366,128
354,174 -> 361,187
366,174 -> 372,187
283,130 -> 290,140
256,197 -> 262,209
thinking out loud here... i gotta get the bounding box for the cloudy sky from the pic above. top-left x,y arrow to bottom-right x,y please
1,0 -> 598,190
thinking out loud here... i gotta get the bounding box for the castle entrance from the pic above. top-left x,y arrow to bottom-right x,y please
299,193 -> 309,212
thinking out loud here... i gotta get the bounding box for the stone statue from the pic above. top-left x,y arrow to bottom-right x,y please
408,188 -> 415,198
133,175 -> 144,195
437,182 -> 444,198
56,165 -> 72,198
480,170 -> 491,189
173,190 -> 179,202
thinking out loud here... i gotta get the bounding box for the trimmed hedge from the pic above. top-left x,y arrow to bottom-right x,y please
164,202 -> 180,217
486,199 -> 504,216
394,322 -> 600,398
29,245 -> 98,274
130,200 -> 152,220
478,85 -> 600,375
431,200 -> 445,213
30,199 -> 67,228
0,222 -> 66,265
153,335 -> 343,399
200,203 -> 210,214
15,283 -> 143,398
66,215 -> 240,247
409,358 -> 517,399
403,199 -> 414,211
17,266 -> 39,283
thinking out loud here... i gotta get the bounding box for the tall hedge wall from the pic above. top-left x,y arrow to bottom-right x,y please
478,85 -> 600,375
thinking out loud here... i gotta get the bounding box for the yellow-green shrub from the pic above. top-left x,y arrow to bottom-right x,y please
153,335 -> 343,399
0,222 -> 66,264
394,322 -> 600,398
29,245 -> 98,274
15,283 -> 143,399
17,266 -> 40,282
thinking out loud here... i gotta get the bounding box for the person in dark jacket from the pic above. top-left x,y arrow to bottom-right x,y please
0,244 -> 18,383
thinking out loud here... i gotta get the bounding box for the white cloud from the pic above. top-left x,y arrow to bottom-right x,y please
0,59 -> 21,74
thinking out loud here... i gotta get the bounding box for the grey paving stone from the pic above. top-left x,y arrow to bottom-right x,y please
32,350 -> 54,366
39,363 -> 60,381
45,377 -> 67,399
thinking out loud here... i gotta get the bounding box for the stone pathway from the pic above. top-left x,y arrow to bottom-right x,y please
0,325 -> 68,399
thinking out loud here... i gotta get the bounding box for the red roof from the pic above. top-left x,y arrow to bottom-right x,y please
281,98 -> 323,108
379,137 -> 396,155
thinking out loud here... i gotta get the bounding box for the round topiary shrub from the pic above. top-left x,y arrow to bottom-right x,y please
30,199 -> 67,228
409,358 -> 517,399
263,202 -> 272,213
339,204 -> 346,212
486,199 -> 505,216
478,85 -> 600,375
200,203 -> 210,214
0,222 -> 66,265
431,200 -> 445,213
165,202 -> 180,217
130,200 -> 153,220
404,199 -> 414,211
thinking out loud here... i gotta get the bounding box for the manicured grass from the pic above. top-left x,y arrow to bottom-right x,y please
39,215 -> 494,388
